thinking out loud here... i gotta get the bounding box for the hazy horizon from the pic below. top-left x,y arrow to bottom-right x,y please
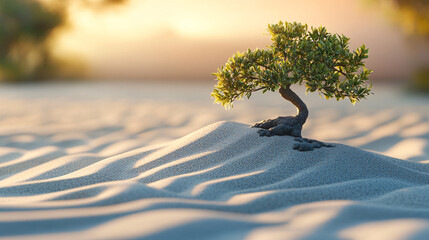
44,0 -> 429,82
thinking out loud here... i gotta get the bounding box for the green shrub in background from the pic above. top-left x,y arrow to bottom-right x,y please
0,0 -> 127,83
369,0 -> 429,93
412,67 -> 429,93
0,0 -> 64,82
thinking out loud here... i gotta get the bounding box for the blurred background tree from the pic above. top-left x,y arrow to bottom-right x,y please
374,0 -> 429,37
370,0 -> 429,92
0,0 -> 64,82
0,0 -> 127,83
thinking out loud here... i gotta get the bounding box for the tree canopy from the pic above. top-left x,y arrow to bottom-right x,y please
212,21 -> 372,108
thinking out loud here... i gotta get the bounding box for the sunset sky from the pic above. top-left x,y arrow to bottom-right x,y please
53,0 -> 429,82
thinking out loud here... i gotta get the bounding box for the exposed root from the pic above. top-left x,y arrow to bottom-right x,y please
252,117 -> 334,151
293,137 -> 334,151
253,116 -> 303,138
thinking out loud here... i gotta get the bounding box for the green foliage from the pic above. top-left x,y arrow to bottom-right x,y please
369,0 -> 429,94
369,0 -> 429,38
411,67 -> 429,92
0,0 -> 65,82
212,21 -> 372,108
0,0 -> 128,82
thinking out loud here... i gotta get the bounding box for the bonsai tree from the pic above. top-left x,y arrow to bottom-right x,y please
212,21 -> 372,139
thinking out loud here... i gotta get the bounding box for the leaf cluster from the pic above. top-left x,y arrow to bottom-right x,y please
212,21 -> 372,108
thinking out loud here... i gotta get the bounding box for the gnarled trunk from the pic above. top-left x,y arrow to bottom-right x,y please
253,84 -> 308,138
253,84 -> 334,151
279,84 -> 308,126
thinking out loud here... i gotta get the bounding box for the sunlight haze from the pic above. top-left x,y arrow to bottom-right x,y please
53,0 -> 428,81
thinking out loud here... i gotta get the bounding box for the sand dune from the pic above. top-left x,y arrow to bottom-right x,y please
0,83 -> 428,239
1,120 -> 429,239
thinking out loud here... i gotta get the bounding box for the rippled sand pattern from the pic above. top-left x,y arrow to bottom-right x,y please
0,83 -> 428,239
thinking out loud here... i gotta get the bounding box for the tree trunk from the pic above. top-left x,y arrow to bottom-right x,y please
253,84 -> 308,138
279,84 -> 308,125
254,85 -> 334,151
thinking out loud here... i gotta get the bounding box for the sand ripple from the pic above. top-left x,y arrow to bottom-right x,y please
1,121 -> 429,239
0,84 -> 428,239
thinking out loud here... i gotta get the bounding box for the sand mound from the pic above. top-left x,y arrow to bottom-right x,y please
1,121 -> 429,239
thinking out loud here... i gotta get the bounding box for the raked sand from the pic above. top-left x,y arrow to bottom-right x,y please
0,83 -> 428,239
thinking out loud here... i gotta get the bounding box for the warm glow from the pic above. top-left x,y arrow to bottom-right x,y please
340,219 -> 429,240
51,0 -> 425,80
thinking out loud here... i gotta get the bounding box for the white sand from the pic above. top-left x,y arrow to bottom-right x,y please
0,83 -> 428,239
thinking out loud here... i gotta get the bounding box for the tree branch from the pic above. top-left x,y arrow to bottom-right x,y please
254,61 -> 273,71
332,67 -> 347,76
251,87 -> 265,92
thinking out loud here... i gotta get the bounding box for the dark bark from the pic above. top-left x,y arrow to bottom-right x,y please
253,84 -> 308,137
253,84 -> 334,151
279,84 -> 308,125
